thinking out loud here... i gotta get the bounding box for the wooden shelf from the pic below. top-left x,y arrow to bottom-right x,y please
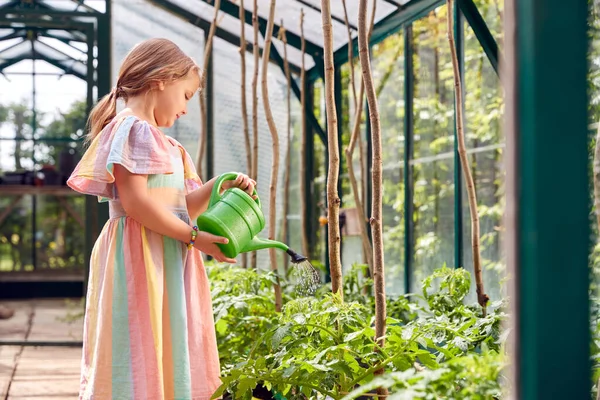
0,185 -> 80,196
0,270 -> 84,282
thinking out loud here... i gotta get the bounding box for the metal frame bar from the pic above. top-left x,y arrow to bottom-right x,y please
457,0 -> 500,76
309,0 -> 444,80
0,7 -> 103,18
304,80 -> 316,259
0,19 -> 94,80
334,65 -> 342,198
95,2 -> 110,228
505,1 -> 589,398
195,0 -> 323,57
293,0 -> 357,30
453,3 -> 464,269
146,0 -> 301,74
403,24 -> 413,294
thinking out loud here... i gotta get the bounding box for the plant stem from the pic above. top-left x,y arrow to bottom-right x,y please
447,0 -> 489,315
321,0 -> 343,299
358,0 -> 387,397
261,0 -> 283,312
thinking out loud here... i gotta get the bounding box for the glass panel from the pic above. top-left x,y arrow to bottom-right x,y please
411,7 -> 455,292
341,0 -> 398,28
0,40 -> 29,63
35,194 -> 86,271
166,0 -> 314,69
37,37 -> 87,60
44,29 -> 87,43
253,0 -> 347,50
168,0 -> 256,41
461,2 -> 505,303
0,139 -> 35,173
0,195 -> 33,272
112,0 -> 205,154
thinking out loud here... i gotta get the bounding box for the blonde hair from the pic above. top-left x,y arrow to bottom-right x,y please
87,38 -> 200,140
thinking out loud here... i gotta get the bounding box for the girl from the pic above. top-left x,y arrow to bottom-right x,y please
67,38 -> 254,400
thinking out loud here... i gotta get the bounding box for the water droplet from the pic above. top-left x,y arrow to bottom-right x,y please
290,260 -> 321,297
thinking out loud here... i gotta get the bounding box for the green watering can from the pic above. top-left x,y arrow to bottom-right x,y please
196,172 -> 308,263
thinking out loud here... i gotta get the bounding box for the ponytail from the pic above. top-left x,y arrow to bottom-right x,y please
86,88 -> 118,142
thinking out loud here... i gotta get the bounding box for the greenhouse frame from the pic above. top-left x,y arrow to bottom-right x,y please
0,0 -> 591,398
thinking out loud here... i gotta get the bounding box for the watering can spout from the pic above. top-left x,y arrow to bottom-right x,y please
241,236 -> 289,253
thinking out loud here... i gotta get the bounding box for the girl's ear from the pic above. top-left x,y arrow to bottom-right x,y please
151,81 -> 166,91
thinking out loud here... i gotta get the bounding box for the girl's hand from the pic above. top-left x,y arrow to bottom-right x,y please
193,232 -> 237,263
221,173 -> 257,199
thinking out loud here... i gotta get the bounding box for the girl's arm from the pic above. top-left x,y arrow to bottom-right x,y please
186,177 -> 217,221
114,165 -> 236,263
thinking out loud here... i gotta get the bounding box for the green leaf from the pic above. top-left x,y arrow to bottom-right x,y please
416,351 -> 438,369
344,330 -> 364,342
210,383 -> 228,400
236,378 -> 257,396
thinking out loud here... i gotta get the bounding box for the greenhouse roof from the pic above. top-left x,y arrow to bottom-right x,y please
0,0 -> 445,81
151,0 -> 443,78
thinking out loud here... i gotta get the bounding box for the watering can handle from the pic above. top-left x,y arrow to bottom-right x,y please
209,172 -> 261,209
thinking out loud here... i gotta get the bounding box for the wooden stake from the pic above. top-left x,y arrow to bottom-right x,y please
196,0 -> 222,179
251,0 -> 260,269
358,0 -> 387,396
299,9 -> 310,258
447,0 -> 488,314
262,0 -> 283,312
240,0 -> 252,182
281,23 -> 292,275
321,0 -> 343,299
239,0 -> 251,269
342,0 -> 376,277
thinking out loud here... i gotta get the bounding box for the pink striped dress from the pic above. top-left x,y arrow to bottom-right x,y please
67,115 -> 221,400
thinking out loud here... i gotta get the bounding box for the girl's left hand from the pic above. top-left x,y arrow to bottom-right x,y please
222,173 -> 257,199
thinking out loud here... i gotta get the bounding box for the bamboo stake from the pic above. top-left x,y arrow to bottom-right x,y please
240,0 -> 251,269
262,0 -> 283,312
358,1 -> 377,260
239,0 -> 252,181
196,0 -> 222,179
251,0 -> 260,269
358,0 -> 387,396
321,0 -> 343,299
342,0 -> 376,277
299,9 -> 310,258
447,0 -> 489,314
280,23 -> 292,275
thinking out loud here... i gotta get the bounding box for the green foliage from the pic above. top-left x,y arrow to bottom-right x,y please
342,349 -> 506,400
209,264 -> 507,400
208,264 -> 280,366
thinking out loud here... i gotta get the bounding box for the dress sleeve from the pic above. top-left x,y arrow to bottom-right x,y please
67,116 -> 174,201
168,137 -> 203,194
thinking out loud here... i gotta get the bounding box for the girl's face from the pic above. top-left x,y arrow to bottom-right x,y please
153,69 -> 200,128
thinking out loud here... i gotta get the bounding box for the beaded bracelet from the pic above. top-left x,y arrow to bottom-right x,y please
187,225 -> 199,250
